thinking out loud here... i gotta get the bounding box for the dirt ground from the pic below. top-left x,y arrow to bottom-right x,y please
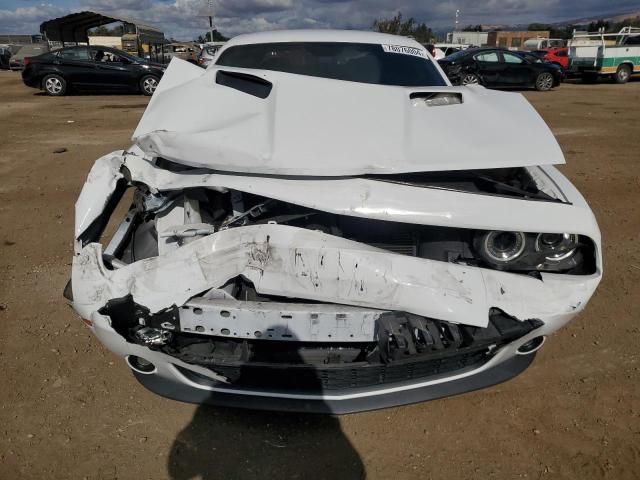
0,71 -> 639,480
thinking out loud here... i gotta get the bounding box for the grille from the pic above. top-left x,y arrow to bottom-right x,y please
202,348 -> 488,391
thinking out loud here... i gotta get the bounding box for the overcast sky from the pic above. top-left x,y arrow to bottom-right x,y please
1,0 -> 638,39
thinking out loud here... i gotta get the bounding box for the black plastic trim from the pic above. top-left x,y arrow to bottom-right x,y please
216,70 -> 273,99
131,353 -> 536,414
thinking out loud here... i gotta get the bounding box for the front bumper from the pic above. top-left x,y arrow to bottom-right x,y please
70,151 -> 602,412
132,352 -> 536,414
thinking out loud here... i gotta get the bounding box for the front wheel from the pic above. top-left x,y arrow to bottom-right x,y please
535,72 -> 554,91
614,64 -> 631,84
140,75 -> 159,96
461,73 -> 480,85
42,74 -> 67,96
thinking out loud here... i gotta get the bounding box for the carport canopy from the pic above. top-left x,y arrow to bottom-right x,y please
40,10 -> 164,45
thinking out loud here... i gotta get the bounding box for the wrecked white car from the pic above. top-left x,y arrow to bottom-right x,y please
68,31 -> 602,413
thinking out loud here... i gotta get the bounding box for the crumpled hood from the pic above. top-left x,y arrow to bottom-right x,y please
133,58 -> 565,176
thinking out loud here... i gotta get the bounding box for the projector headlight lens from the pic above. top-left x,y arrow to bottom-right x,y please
535,233 -> 578,261
482,231 -> 526,263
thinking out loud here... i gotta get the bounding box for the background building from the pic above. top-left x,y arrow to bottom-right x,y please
0,34 -> 43,45
487,30 -> 550,49
87,35 -> 123,49
446,31 -> 489,46
40,11 -> 165,61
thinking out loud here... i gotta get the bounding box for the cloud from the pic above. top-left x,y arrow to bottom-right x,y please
1,0 -> 639,40
0,4 -> 67,34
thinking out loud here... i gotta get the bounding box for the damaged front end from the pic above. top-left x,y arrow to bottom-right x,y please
68,53 -> 602,413
69,148 -> 601,413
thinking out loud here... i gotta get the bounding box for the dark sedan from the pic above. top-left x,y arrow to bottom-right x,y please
22,46 -> 165,96
438,48 -> 563,91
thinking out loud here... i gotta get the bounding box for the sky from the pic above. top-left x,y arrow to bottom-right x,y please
0,0 -> 639,40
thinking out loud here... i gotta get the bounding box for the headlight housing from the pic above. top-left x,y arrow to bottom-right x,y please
474,230 -> 585,272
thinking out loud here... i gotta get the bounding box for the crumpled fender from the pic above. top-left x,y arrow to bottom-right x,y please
72,152 -> 601,329
75,152 -> 601,244
73,222 -> 600,328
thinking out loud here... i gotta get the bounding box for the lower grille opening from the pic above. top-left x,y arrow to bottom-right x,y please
157,310 -> 543,393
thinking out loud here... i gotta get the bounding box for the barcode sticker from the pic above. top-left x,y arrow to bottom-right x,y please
381,44 -> 427,58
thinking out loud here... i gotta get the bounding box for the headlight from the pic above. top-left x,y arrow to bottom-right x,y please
483,231 -> 526,262
474,231 -> 586,273
535,233 -> 578,261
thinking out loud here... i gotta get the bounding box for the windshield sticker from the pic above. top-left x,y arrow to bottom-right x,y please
381,44 -> 426,58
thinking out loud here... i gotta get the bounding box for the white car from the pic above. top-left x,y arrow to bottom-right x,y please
68,30 -> 602,413
197,41 -> 225,68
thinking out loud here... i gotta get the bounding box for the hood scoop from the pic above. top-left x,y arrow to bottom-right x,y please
410,92 -> 463,107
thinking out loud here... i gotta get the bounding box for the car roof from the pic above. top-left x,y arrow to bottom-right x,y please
222,29 -> 426,50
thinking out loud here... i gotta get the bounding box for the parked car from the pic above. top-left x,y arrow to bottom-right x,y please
569,26 -> 640,83
197,41 -> 225,68
0,46 -> 12,69
9,43 -> 49,70
69,30 -> 601,414
435,43 -> 471,57
542,47 -> 569,70
161,43 -> 201,64
21,45 -> 165,96
425,44 -> 446,59
523,38 -> 565,51
438,47 -> 563,90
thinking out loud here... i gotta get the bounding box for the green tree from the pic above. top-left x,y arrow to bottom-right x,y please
196,29 -> 228,43
462,24 -> 483,32
88,24 -> 124,37
373,13 -> 433,43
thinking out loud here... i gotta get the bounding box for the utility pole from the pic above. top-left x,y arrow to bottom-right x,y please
207,0 -> 214,42
455,9 -> 460,31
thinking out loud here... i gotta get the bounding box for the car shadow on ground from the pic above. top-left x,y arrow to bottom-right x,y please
168,406 -> 365,480
166,326 -> 365,480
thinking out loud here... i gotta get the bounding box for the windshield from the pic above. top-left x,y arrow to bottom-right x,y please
216,42 -> 447,87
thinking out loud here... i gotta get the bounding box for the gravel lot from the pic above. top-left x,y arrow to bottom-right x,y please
1,71 -> 639,480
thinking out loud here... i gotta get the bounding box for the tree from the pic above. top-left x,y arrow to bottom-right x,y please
373,13 -> 433,44
462,24 -> 483,32
196,29 -> 228,43
587,19 -> 610,32
88,25 -> 124,37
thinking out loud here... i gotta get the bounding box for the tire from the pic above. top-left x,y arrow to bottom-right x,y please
42,74 -> 66,96
461,73 -> 480,85
534,72 -> 554,91
140,75 -> 159,96
614,64 -> 631,84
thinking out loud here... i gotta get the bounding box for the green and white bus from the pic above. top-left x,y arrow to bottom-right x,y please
568,26 -> 640,83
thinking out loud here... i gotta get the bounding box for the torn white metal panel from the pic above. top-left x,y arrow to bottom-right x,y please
74,152 -> 124,237
73,152 -> 599,241
180,299 -> 382,342
483,270 -> 601,320
73,224 -> 490,327
73,220 -> 601,330
132,63 -> 564,175
151,57 -> 204,96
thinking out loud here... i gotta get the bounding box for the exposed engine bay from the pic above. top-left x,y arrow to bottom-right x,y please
70,151 -> 599,392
